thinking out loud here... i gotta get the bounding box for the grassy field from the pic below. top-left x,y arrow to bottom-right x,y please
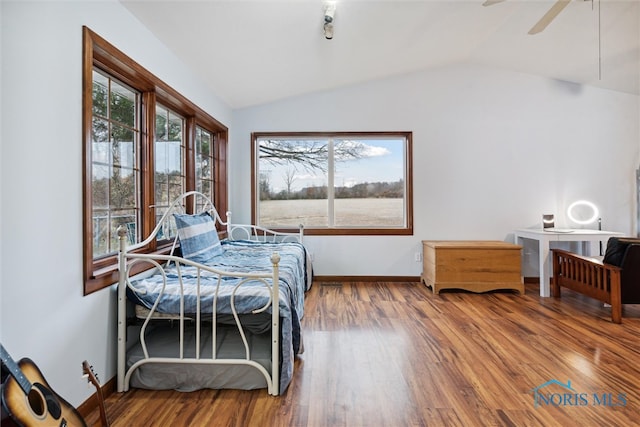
259,198 -> 404,227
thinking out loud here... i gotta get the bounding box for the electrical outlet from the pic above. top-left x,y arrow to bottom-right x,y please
414,252 -> 422,262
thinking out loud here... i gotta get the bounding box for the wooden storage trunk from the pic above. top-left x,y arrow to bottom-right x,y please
421,240 -> 524,294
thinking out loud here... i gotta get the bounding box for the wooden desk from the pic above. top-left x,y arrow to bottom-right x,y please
513,228 -> 624,297
421,241 -> 524,294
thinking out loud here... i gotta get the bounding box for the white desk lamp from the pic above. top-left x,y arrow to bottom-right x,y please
567,200 -> 599,226
567,200 -> 602,254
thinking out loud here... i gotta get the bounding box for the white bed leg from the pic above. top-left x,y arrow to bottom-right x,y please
271,252 -> 280,396
117,226 -> 128,392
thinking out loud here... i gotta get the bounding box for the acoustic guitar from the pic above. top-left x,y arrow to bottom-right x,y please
0,344 -> 86,427
81,361 -> 109,427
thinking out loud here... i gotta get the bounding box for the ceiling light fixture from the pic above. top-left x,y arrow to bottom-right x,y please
324,2 -> 336,40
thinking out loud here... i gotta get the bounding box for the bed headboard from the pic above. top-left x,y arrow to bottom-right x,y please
120,191 -> 225,253
119,191 -> 304,254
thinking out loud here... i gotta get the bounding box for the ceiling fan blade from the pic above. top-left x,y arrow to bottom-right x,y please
482,0 -> 506,6
528,0 -> 572,35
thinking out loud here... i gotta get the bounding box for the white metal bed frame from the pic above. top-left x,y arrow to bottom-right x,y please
116,191 -> 304,395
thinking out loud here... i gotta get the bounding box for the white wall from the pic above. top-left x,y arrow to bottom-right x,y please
232,64 -> 639,277
0,0 -> 231,408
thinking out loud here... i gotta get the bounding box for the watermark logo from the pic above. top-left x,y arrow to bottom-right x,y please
531,379 -> 627,408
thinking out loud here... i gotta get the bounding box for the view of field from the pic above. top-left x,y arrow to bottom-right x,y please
259,198 -> 404,227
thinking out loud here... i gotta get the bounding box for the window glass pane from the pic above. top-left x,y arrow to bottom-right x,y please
257,138 -> 329,227
198,128 -> 211,156
155,179 -> 168,206
110,166 -> 136,207
168,112 -> 182,140
92,117 -> 109,144
154,141 -> 167,172
108,168 -> 137,251
196,126 -> 214,202
155,104 -> 184,239
92,210 -> 109,258
156,105 -> 168,140
91,70 -> 140,258
197,139 -> 211,179
92,71 -> 108,117
154,136 -> 183,200
111,125 -> 135,169
91,139 -> 111,171
154,208 -> 175,241
333,138 -> 405,227
109,210 -> 137,248
168,182 -> 183,204
92,165 -> 109,209
197,179 -> 211,196
166,142 -> 182,176
110,81 -> 136,127
198,155 -> 211,180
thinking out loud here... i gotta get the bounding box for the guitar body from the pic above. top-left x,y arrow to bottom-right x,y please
1,358 -> 86,427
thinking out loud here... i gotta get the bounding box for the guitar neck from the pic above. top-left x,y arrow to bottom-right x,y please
82,360 -> 109,427
0,344 -> 31,396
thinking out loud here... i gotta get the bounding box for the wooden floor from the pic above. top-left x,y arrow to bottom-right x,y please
86,282 -> 640,427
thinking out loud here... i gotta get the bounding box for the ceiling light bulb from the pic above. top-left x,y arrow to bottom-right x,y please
324,23 -> 334,40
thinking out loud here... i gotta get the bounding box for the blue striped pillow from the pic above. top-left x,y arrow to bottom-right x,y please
173,212 -> 223,264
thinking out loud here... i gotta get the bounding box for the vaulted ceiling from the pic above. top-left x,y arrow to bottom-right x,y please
121,0 -> 640,109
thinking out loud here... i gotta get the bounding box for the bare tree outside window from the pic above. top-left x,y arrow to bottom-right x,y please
283,168 -> 297,199
259,138 -> 368,172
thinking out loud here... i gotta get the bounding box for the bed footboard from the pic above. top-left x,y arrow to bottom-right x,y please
551,249 -> 622,323
117,227 -> 283,395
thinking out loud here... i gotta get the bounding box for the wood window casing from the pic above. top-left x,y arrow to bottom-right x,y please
82,27 -> 228,295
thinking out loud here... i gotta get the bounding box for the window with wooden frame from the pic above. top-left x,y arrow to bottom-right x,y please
83,27 -> 228,295
251,132 -> 413,236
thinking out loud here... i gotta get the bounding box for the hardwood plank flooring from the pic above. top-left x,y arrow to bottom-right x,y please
86,282 -> 640,426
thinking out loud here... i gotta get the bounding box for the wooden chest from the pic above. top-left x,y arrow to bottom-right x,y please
421,240 -> 524,294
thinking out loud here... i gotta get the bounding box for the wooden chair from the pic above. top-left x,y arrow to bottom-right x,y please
552,237 -> 640,323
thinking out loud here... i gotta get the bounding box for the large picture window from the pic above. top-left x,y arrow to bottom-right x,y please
83,27 -> 228,294
252,132 -> 413,235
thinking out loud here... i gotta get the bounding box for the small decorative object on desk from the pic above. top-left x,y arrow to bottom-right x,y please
542,214 -> 554,229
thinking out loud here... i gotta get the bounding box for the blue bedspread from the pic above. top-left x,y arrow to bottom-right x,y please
126,239 -> 309,393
